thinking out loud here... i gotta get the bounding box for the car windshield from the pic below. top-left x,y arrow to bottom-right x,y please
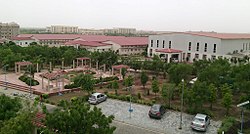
89,95 -> 96,100
151,105 -> 159,111
194,117 -> 205,122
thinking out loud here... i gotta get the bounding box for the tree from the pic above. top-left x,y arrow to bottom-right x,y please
112,80 -> 119,95
74,74 -> 94,95
121,68 -> 127,79
0,95 -> 22,122
222,92 -> 233,115
140,71 -> 149,94
45,98 -> 116,133
208,83 -> 217,110
0,110 -> 35,134
167,63 -> 192,85
124,75 -> 133,88
161,83 -> 168,105
151,79 -> 159,98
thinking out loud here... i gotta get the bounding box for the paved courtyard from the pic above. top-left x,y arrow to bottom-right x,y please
97,99 -> 221,134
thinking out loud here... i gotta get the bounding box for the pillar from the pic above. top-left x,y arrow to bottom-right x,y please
18,65 -> 21,74
62,77 -> 64,90
89,59 -> 92,68
167,54 -> 171,63
62,60 -> 64,70
36,63 -> 39,73
77,59 -> 79,67
73,60 -> 75,69
119,68 -> 122,78
15,63 -> 17,73
96,61 -> 99,70
84,60 -> 86,66
112,67 -> 114,75
49,62 -> 52,72
81,60 -> 83,67
104,64 -> 106,72
47,79 -> 50,92
42,77 -> 44,89
56,77 -> 58,87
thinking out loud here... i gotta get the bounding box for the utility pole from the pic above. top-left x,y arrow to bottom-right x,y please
179,79 -> 184,129
237,101 -> 249,134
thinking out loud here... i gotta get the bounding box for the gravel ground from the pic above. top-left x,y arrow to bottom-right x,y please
96,99 -> 221,134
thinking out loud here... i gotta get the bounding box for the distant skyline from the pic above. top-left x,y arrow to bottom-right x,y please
1,0 -> 250,33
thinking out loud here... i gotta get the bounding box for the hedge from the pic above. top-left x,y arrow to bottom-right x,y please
19,75 -> 39,86
217,117 -> 236,134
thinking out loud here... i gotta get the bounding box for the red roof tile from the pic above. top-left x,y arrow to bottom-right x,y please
15,61 -> 32,66
155,48 -> 182,53
11,37 -> 34,41
112,65 -> 129,69
65,40 -> 111,47
109,37 -> 148,46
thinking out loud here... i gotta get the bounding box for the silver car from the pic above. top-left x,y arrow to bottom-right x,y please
88,93 -> 107,104
191,113 -> 210,131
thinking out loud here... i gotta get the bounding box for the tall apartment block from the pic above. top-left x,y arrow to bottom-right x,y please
0,22 -> 20,39
46,25 -> 78,33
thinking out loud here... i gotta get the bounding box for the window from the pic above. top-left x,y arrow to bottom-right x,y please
202,55 -> 207,60
249,43 -> 250,50
169,41 -> 171,49
150,40 -> 153,47
246,43 -> 248,50
25,42 -> 28,44
195,54 -> 199,59
162,40 -> 165,48
204,43 -> 207,52
196,42 -> 199,51
213,44 -> 217,53
243,43 -> 245,50
188,42 -> 191,51
157,40 -> 159,48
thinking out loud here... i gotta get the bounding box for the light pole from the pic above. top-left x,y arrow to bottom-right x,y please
29,65 -> 32,98
237,101 -> 249,134
179,79 -> 184,129
3,64 -> 8,90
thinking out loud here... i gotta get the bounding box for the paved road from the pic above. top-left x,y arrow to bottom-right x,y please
96,99 -> 221,134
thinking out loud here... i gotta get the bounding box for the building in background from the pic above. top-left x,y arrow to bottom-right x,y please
46,25 -> 78,33
148,32 -> 250,63
104,28 -> 136,35
78,29 -> 104,35
0,22 -> 20,39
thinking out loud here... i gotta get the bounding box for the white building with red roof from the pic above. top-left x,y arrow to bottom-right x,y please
11,36 -> 36,47
148,32 -> 250,63
16,34 -> 148,55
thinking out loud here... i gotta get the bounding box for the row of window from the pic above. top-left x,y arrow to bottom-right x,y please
188,42 -> 216,53
242,43 -> 250,50
150,40 -> 172,49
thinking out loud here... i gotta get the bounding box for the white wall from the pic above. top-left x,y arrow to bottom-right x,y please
221,39 -> 250,54
14,40 -> 35,47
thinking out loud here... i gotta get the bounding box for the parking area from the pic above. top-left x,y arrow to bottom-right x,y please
97,99 -> 221,134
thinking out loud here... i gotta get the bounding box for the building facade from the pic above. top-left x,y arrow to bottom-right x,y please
0,22 -> 20,39
78,29 -> 104,35
104,28 -> 136,35
11,37 -> 36,47
148,32 -> 250,62
46,25 -> 78,33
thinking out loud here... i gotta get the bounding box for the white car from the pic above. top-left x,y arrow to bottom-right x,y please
191,113 -> 210,131
88,93 -> 107,104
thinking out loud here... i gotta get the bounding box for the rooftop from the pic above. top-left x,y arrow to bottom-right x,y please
65,40 -> 111,47
11,37 -> 34,41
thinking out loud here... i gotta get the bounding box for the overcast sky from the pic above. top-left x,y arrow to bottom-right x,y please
1,0 -> 250,32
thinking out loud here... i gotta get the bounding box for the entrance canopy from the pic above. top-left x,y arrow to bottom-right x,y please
155,49 -> 183,63
155,48 -> 182,53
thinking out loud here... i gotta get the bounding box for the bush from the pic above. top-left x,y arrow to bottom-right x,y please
64,83 -> 78,89
19,75 -> 39,86
42,94 -> 49,99
218,117 -> 236,134
71,97 -> 78,102
137,93 -> 141,99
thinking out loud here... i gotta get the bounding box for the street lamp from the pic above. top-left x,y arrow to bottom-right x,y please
3,64 -> 8,90
179,79 -> 184,129
29,65 -> 32,98
237,101 -> 249,134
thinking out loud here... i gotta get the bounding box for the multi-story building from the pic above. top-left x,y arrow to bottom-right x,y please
78,29 -> 104,35
46,25 -> 78,33
0,22 -> 20,39
104,28 -> 136,35
148,32 -> 250,63
11,37 -> 36,47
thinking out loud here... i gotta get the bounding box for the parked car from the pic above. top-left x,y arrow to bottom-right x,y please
148,104 -> 166,119
191,113 -> 210,132
88,93 -> 107,104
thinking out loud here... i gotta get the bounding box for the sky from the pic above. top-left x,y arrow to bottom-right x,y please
1,0 -> 250,33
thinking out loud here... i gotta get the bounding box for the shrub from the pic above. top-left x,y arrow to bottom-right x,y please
71,97 -> 78,102
218,117 -> 236,134
19,75 -> 39,86
42,94 -> 49,99
137,93 -> 141,99
64,83 -> 78,89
